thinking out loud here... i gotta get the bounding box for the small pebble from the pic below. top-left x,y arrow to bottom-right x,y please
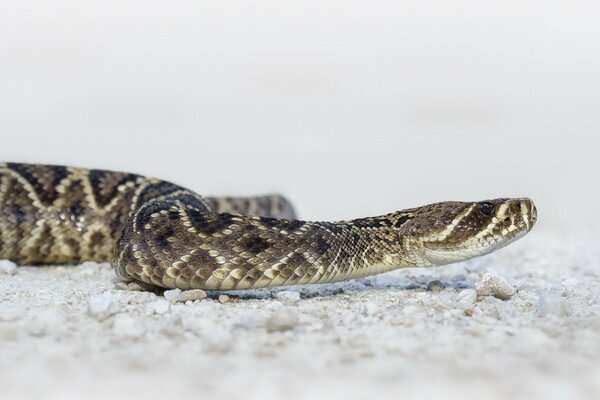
164,289 -> 207,303
163,289 -> 182,301
427,280 -> 444,292
127,292 -> 156,304
0,260 -> 17,275
88,292 -> 117,321
148,299 -> 171,315
274,290 -> 301,304
176,289 -> 207,302
475,270 -> 515,301
114,282 -> 148,291
218,295 -> 231,304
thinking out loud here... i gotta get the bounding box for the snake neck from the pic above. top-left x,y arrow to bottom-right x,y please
115,203 -> 418,289
304,212 -> 417,282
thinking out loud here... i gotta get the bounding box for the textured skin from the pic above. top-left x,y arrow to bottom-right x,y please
0,163 -> 537,290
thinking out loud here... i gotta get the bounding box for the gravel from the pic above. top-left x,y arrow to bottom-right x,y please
475,269 -> 516,300
0,230 -> 599,400
88,292 -> 119,321
164,288 -> 208,303
0,259 -> 17,275
274,290 -> 302,304
218,294 -> 231,304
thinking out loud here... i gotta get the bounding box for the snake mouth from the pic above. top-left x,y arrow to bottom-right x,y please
494,220 -> 532,249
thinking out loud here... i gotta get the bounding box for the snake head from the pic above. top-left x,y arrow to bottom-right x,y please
401,198 -> 537,267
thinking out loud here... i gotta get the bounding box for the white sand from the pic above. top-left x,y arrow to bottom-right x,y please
1,230 -> 599,400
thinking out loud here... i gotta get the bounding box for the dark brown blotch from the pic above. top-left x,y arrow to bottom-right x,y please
192,218 -> 217,235
155,227 -> 175,249
12,204 -> 27,225
188,209 -> 234,235
393,214 -> 412,228
135,181 -> 181,206
8,163 -> 69,205
68,203 -> 85,220
174,193 -> 211,212
323,222 -> 343,234
259,217 -> 305,232
89,169 -> 139,207
314,237 -> 330,254
244,236 -> 270,254
135,201 -> 172,230
168,209 -> 180,220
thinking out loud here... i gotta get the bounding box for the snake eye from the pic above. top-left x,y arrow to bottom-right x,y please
480,202 -> 495,216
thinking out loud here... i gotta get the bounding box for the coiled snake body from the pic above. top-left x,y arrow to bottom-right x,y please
0,163 -> 537,290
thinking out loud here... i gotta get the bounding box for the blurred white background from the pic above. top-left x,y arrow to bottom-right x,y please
1,0 -> 598,231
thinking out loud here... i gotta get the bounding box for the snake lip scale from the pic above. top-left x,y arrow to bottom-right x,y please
0,162 -> 537,291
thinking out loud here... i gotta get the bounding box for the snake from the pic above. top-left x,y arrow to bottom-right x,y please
0,163 -> 537,291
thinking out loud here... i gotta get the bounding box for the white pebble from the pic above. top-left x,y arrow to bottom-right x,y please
164,288 -> 207,303
114,281 -> 149,291
112,314 -> 144,338
127,292 -> 156,304
0,260 -> 17,275
163,289 -> 182,301
475,270 -> 516,301
427,280 -> 444,292
274,290 -> 301,304
88,292 -> 117,321
175,289 -> 207,303
218,295 -> 231,304
148,299 -> 171,315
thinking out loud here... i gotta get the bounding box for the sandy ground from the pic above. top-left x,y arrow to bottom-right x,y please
1,230 -> 599,400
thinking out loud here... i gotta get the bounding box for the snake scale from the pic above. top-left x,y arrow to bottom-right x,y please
0,163 -> 537,291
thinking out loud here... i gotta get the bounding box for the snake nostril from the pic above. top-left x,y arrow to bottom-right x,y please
510,202 -> 522,214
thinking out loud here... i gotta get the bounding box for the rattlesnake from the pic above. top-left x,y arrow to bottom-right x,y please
0,163 -> 537,290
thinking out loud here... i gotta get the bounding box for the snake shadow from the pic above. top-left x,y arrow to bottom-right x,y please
201,267 -> 477,301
